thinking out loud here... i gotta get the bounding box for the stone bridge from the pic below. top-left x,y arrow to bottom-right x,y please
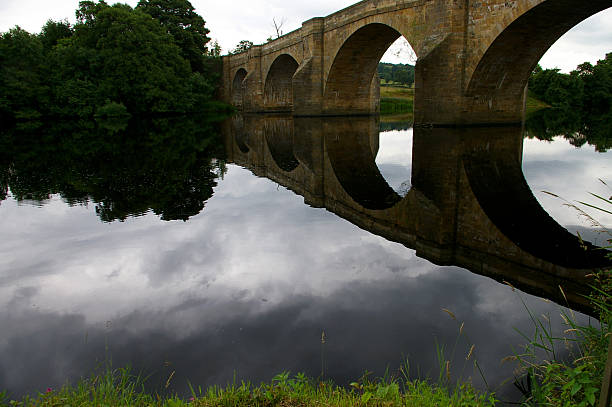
221,0 -> 609,125
222,115 -> 612,315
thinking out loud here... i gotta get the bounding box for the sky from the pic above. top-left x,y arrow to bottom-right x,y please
0,0 -> 610,71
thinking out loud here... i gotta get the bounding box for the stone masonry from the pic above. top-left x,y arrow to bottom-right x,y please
221,0 -> 610,125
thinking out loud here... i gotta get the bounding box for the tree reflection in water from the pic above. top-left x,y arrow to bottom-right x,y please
525,106 -> 611,152
0,116 -> 227,222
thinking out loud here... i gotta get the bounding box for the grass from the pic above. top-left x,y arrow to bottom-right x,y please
379,85 -> 414,116
380,86 -> 414,99
380,98 -> 414,115
510,270 -> 611,407
525,92 -> 550,116
0,367 -> 497,407
378,85 -> 550,118
511,188 -> 612,406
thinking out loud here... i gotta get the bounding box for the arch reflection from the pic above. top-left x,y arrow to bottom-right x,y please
224,114 -> 611,315
324,117 -> 402,210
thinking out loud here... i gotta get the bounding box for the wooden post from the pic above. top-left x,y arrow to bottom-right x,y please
600,335 -> 612,407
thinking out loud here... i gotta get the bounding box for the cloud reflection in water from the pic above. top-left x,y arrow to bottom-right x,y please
0,164 -> 592,403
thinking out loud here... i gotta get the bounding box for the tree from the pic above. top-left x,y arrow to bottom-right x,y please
0,0 -> 220,120
136,0 -> 210,73
528,67 -> 583,109
49,1 -> 218,117
527,54 -> 612,152
232,40 -> 253,54
39,19 -> 73,50
0,27 -> 49,120
271,17 -> 285,39
377,62 -> 414,86
208,40 -> 221,57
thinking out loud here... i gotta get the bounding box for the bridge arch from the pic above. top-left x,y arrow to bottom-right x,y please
264,54 -> 299,111
323,23 -> 416,116
231,68 -> 248,108
466,0 -> 611,123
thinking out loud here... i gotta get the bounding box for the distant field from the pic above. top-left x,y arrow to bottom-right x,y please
380,85 -> 414,99
525,93 -> 550,115
380,85 -> 549,117
380,85 -> 414,115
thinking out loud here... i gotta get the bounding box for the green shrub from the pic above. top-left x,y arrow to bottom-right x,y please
94,101 -> 130,118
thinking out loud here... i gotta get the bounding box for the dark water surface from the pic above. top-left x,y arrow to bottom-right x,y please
0,114 -> 610,404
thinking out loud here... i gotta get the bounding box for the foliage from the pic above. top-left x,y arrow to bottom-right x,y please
378,62 -> 415,87
526,54 -> 612,152
208,40 -> 222,57
528,65 -> 584,109
506,189 -> 611,407
0,27 -> 49,121
232,40 -> 253,54
0,0 -> 221,120
39,19 -> 72,50
512,270 -> 611,406
94,101 -> 130,117
136,0 -> 211,73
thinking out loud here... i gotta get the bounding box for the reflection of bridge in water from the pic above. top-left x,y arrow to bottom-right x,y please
222,115 -> 611,315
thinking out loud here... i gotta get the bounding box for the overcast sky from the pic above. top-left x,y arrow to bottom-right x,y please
0,0 -> 610,72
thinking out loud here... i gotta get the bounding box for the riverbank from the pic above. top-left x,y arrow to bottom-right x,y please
380,85 -> 414,116
0,368 -> 497,407
379,85 -> 549,117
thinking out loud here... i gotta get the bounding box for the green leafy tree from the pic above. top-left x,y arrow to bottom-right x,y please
232,40 -> 253,54
208,40 -> 222,57
578,54 -> 612,118
528,67 -> 583,109
40,19 -> 73,50
527,55 -> 612,152
377,62 -> 414,86
0,0 -> 219,120
0,27 -> 49,120
136,0 -> 210,73
50,1 -> 213,116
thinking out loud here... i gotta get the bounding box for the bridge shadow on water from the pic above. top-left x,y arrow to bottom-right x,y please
223,113 -> 611,317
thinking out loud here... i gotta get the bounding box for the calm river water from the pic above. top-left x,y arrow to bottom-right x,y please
0,114 -> 610,404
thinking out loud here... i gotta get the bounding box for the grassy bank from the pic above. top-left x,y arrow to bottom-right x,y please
525,92 -> 550,116
0,368 -> 497,407
378,85 -> 551,118
380,85 -> 414,115
514,272 -> 611,406
380,97 -> 414,115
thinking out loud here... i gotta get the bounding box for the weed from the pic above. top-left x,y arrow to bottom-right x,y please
511,270 -> 611,406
